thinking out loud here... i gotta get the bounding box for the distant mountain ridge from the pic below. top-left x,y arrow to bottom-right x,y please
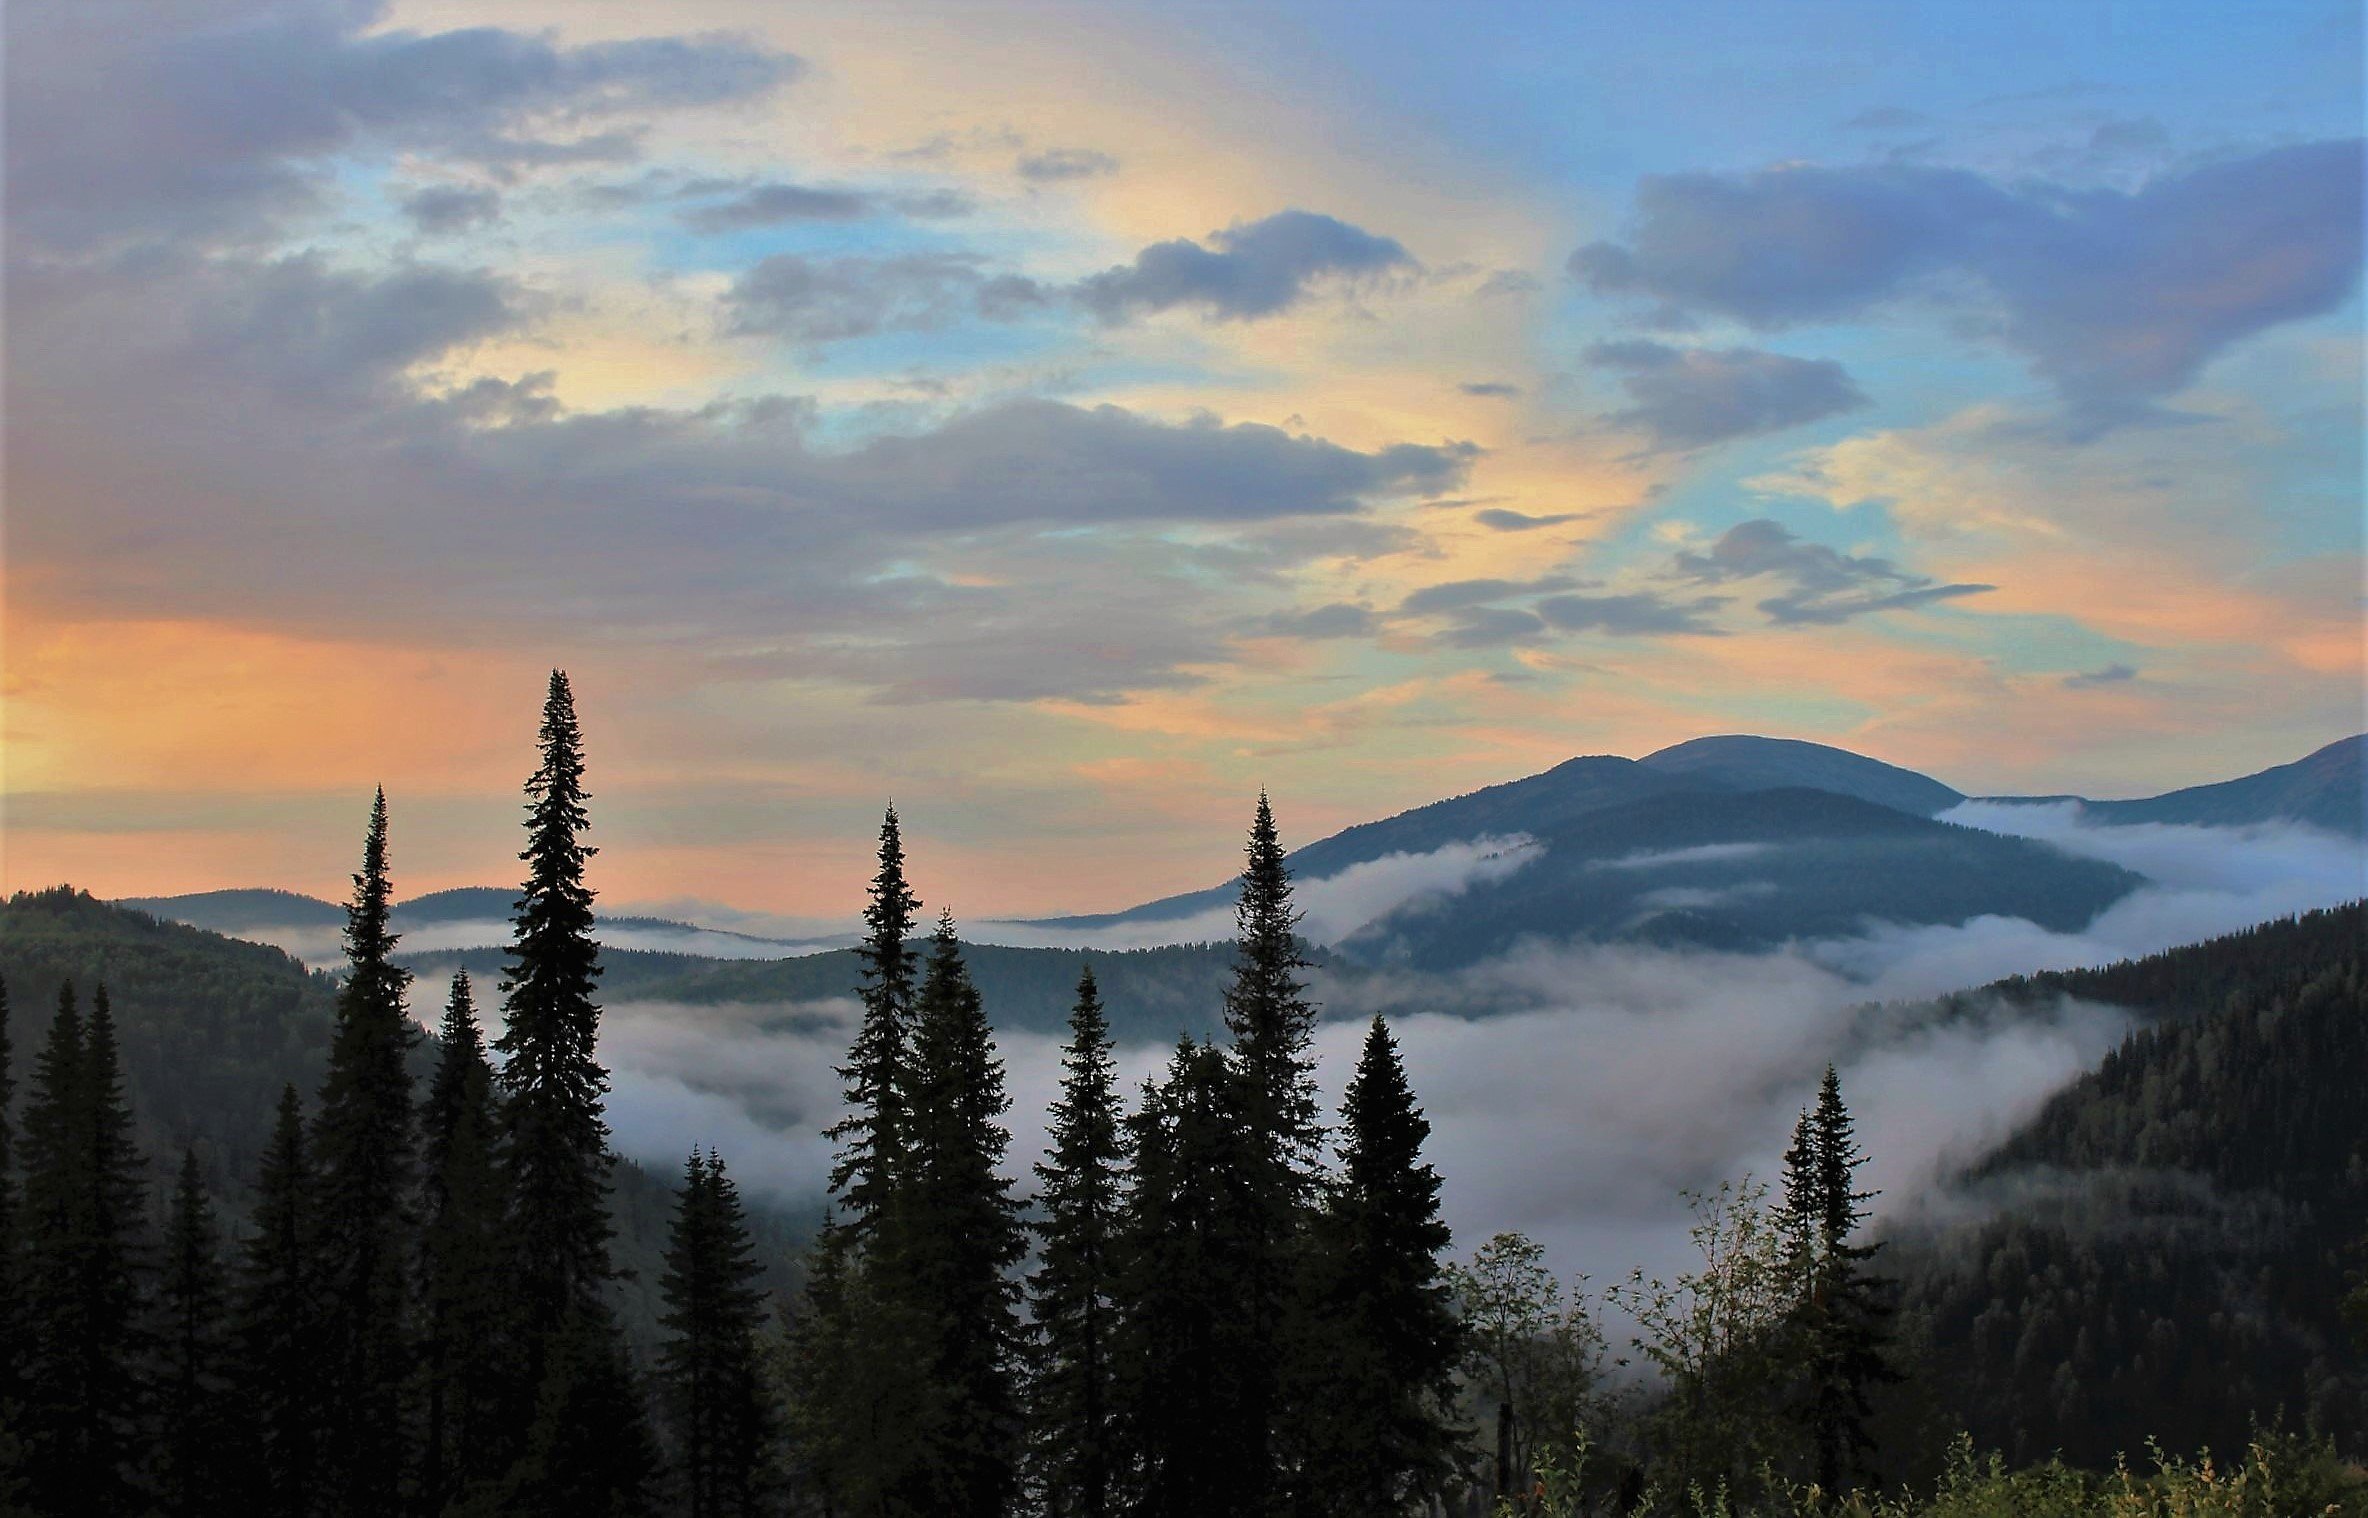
117,885 -> 833,953
1027,732 -> 2361,958
126,732 -> 2363,972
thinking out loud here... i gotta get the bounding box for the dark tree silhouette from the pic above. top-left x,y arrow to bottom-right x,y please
310,789 -> 419,1514
901,912 -> 1026,1514
156,1148 -> 236,1516
659,1149 -> 775,1518
419,971 -> 513,1508
1218,793 -> 1322,1508
1027,964 -> 1126,1518
233,1085 -> 321,1517
827,805 -> 923,1236
20,983 -> 148,1512
1782,1065 -> 1895,1493
494,669 -> 652,1514
1114,1040 -> 1264,1518
1287,1017 -> 1464,1515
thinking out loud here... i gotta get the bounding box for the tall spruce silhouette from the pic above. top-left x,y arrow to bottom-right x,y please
494,669 -> 652,1514
234,1085 -> 320,1517
1287,1017 -> 1464,1515
1218,792 -> 1321,1505
1781,1065 -> 1897,1493
790,806 -> 930,1511
659,1149 -> 774,1518
1114,1040 -> 1263,1518
499,670 -> 616,1332
828,805 -> 923,1234
1027,964 -> 1126,1518
157,1148 -> 236,1517
310,788 -> 419,1513
902,912 -> 1026,1515
419,971 -> 513,1508
19,983 -> 148,1512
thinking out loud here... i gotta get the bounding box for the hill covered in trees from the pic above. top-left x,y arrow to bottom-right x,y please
1888,902 -> 2368,1467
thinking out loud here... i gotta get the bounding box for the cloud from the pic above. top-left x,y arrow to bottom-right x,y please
1256,602 -> 1377,639
1460,381 -> 1522,398
190,255 -> 527,402
398,184 -> 502,234
10,240 -> 1475,701
1017,147 -> 1119,182
1437,607 -> 1550,647
1535,591 -> 1728,636
1474,508 -> 1584,532
1586,340 -> 1869,451
975,835 -> 1544,951
2063,663 -> 2139,689
1571,141 -> 2365,426
6,1 -> 798,252
681,182 -> 873,230
726,251 -> 1005,344
1076,210 -> 1413,323
1671,518 -> 1992,625
1397,576 -> 1578,615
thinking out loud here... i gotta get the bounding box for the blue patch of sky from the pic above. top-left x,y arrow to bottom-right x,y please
1199,0 -> 2359,195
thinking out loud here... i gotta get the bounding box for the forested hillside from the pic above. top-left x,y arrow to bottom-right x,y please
0,886 -> 799,1343
1891,902 -> 2368,1466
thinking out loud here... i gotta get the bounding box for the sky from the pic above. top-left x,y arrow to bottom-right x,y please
5,0 -> 2362,920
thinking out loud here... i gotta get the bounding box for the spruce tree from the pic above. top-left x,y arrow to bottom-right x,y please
1027,964 -> 1126,1518
1218,793 -> 1321,1505
310,788 -> 420,1514
156,1148 -> 236,1517
494,669 -> 652,1514
1286,1017 -> 1463,1516
420,971 -> 513,1509
788,806 -> 931,1512
827,805 -> 924,1236
19,982 -> 149,1512
901,912 -> 1026,1515
234,1085 -> 321,1518
1783,1066 -> 1897,1493
659,1150 -> 775,1518
1113,1041 -> 1263,1518
499,670 -> 617,1331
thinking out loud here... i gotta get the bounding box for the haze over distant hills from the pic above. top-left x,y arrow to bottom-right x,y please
121,731 -> 2364,977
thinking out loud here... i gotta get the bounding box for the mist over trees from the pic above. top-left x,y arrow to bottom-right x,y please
0,673 -> 2359,1515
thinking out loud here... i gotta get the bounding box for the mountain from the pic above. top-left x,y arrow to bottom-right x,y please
120,885 -> 836,959
2070,732 -> 2364,835
1030,733 -> 2361,965
1889,902 -> 2368,1468
1636,734 -> 1966,815
1334,788 -> 2137,967
1030,738 -> 2123,960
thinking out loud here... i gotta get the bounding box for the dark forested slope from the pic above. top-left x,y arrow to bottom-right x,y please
1891,902 -> 2368,1466
0,887 -> 799,1340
